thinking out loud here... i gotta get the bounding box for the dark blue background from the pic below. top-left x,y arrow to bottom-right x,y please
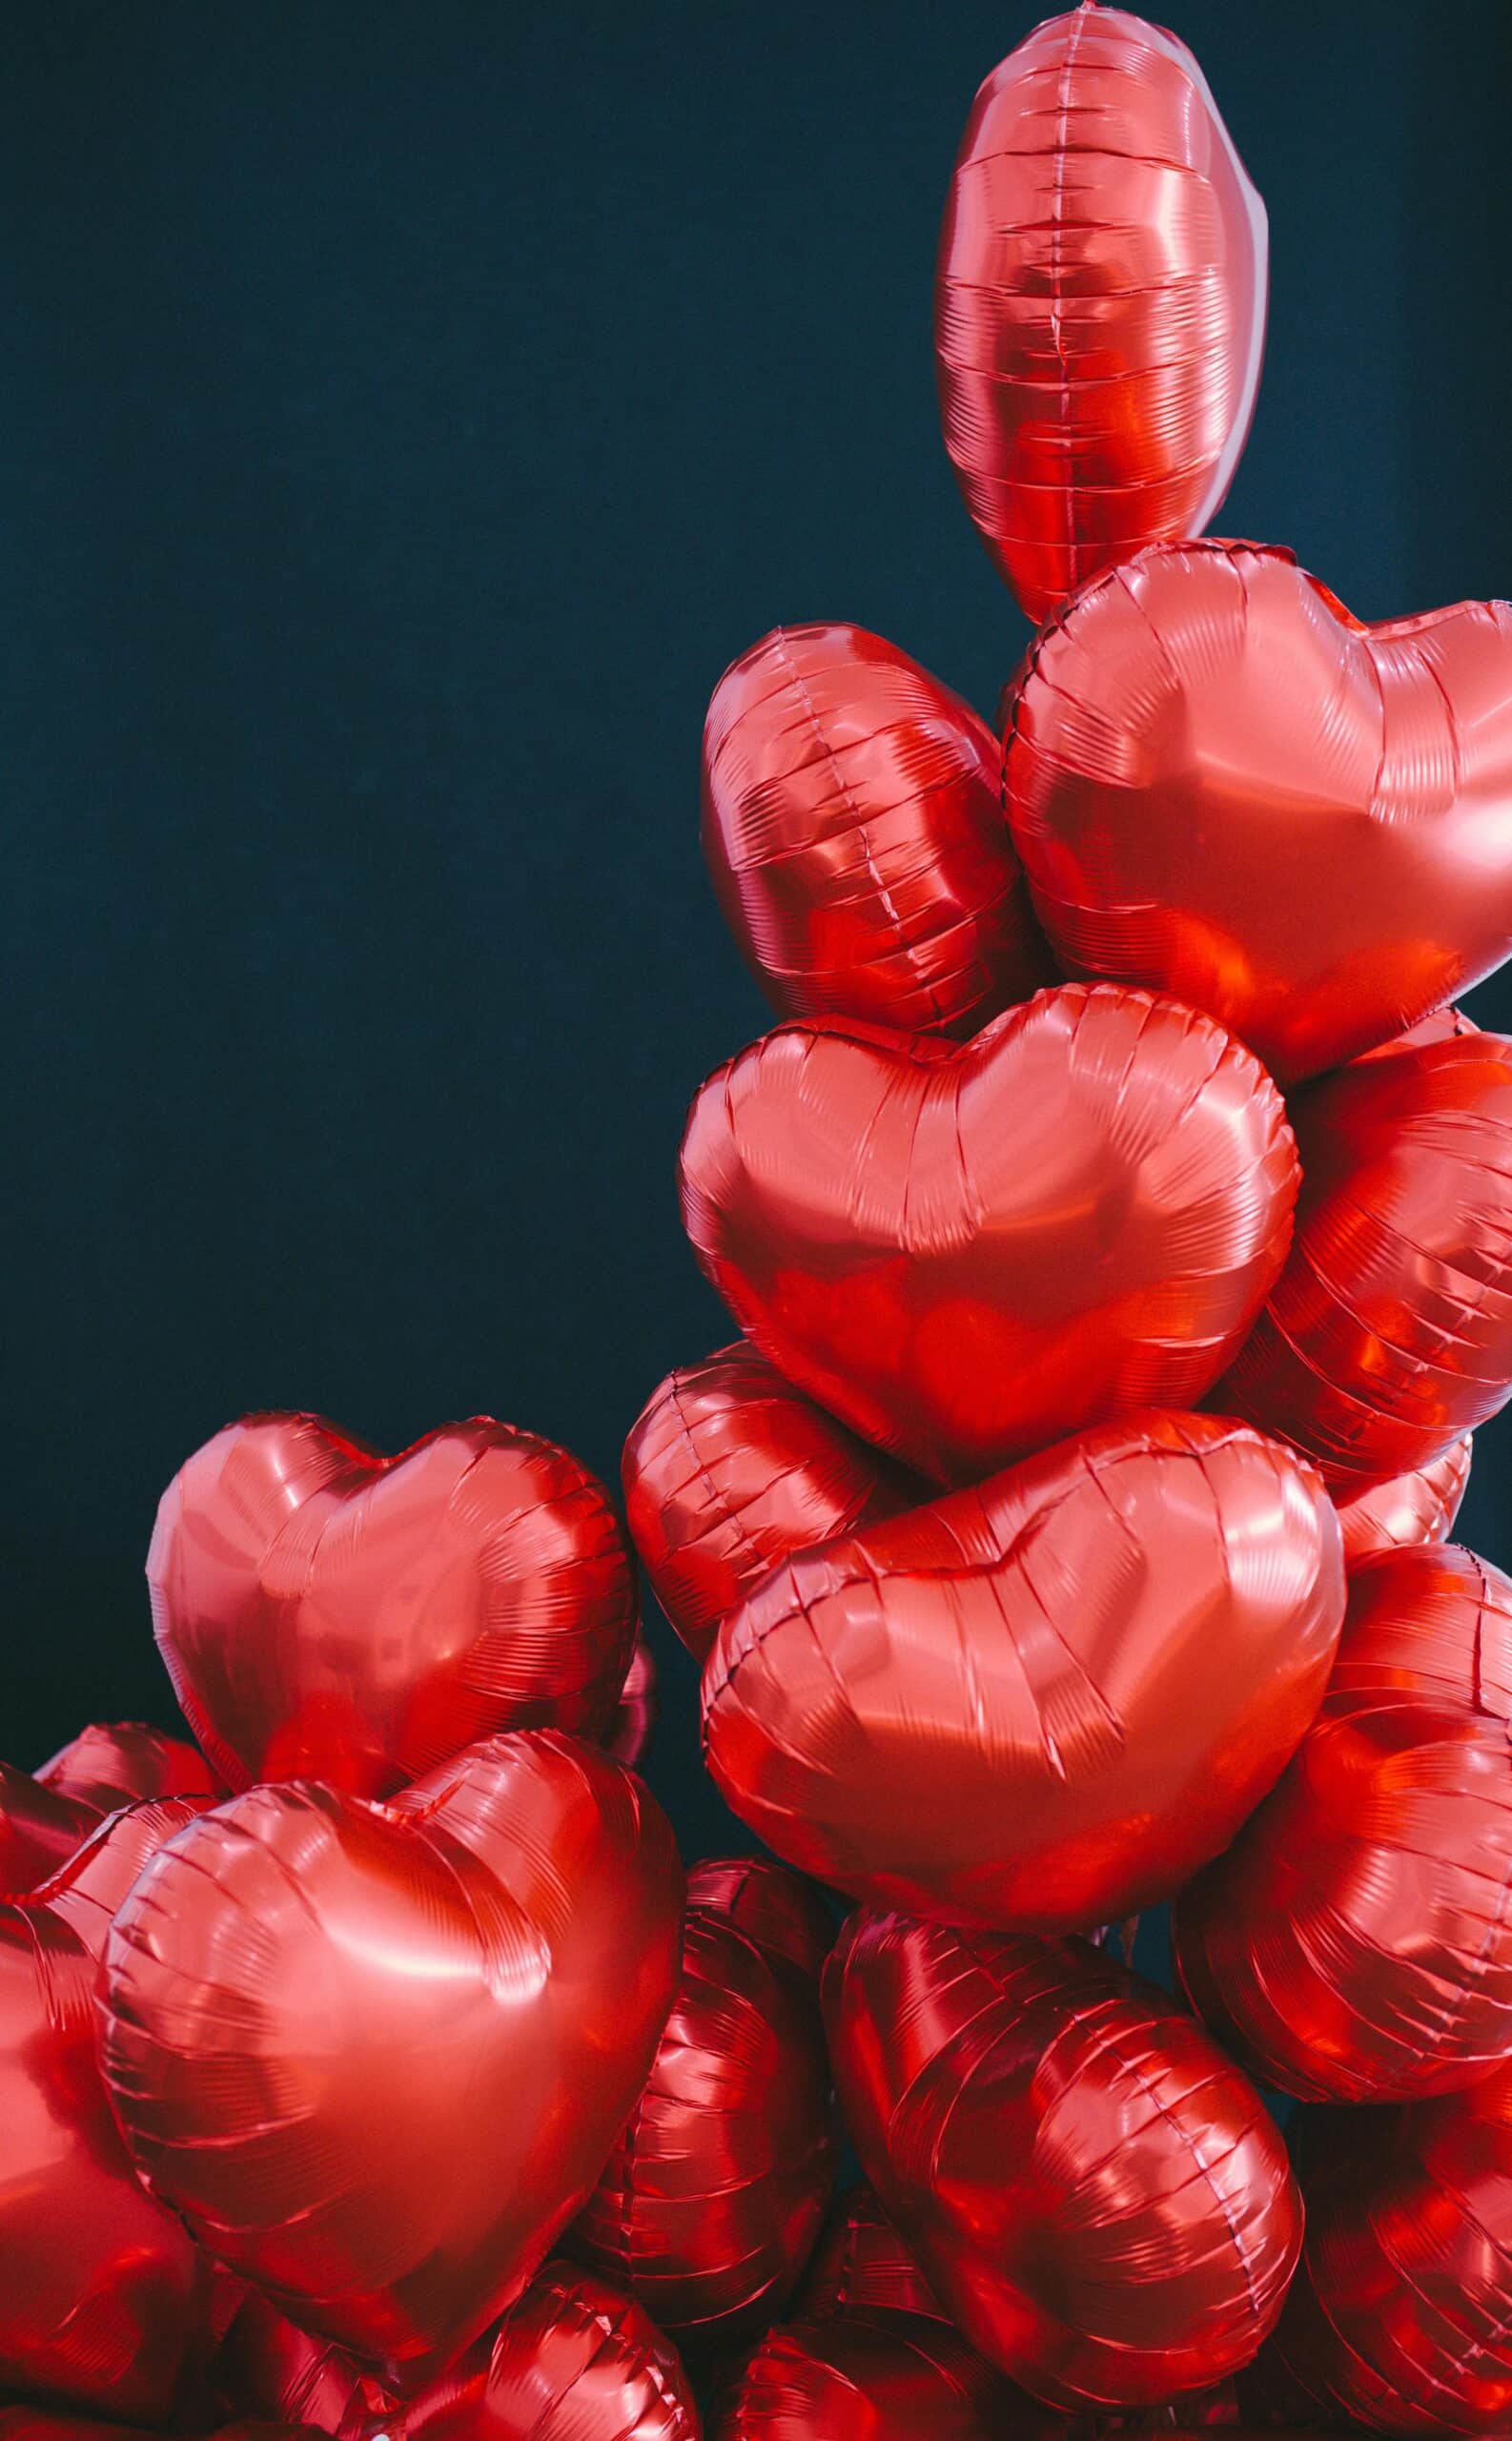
4,1 -> 1509,1864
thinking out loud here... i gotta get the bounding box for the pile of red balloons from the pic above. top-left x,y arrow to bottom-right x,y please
9,8 -> 1512,2439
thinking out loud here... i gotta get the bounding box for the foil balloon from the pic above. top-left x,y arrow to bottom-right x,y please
1217,1024 -> 1512,1485
683,1854 -> 835,1982
712,2316 -> 1032,2441
571,1857 -> 836,2345
214,2291 -> 389,2439
825,1913 -> 1301,2409
702,623 -> 1048,1037
605,1633 -> 658,1770
0,2426 -> 323,2441
98,1732 -> 684,2378
704,1411 -> 1344,1932
1271,2071 -> 1512,2435
798,2184 -> 947,2328
0,1798 -> 215,2419
36,1718 -> 220,1809
1003,540 -> 1512,1084
1174,1542 -> 1512,2102
151,1412 -> 639,1795
680,985 -> 1298,1483
623,1343 -> 911,1662
935,8 -> 1265,624
1335,1436 -> 1472,1567
0,1759 -> 99,1894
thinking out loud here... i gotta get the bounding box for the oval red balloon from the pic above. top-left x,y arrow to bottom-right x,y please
1003,540 -> 1512,1084
1174,1542 -> 1512,2102
1335,1437 -> 1472,1568
151,1412 -> 639,1796
99,1733 -> 684,2379
623,1343 -> 912,1662
704,1411 -> 1343,1933
702,623 -> 1048,1038
712,2316 -> 1031,2441
680,985 -> 1298,1483
825,1914 -> 1301,2410
36,1720 -> 221,1811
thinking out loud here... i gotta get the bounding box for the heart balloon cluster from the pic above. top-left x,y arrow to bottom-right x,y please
10,10 -> 1512,2441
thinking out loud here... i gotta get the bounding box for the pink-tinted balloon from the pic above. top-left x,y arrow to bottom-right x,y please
36,1719 -> 221,1810
1334,1437 -> 1473,1567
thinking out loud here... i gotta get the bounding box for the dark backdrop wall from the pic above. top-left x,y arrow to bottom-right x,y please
4,0 -> 1510,1863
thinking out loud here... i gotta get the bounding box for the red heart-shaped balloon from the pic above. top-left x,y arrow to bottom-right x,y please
702,623 -> 1049,1038
1218,1024 -> 1512,1485
713,2316 -> 1031,2441
1174,1542 -> 1512,2102
623,1344 -> 912,1662
1003,541 -> 1512,1084
704,1411 -> 1343,1933
826,1914 -> 1301,2409
571,1857 -> 836,2346
151,1413 -> 639,1796
0,1799 -> 216,2419
98,1733 -> 684,2378
36,1721 -> 221,1812
680,986 -> 1297,1483
1335,1436 -> 1472,1568
936,9 -> 1265,625
0,1761 -> 100,1895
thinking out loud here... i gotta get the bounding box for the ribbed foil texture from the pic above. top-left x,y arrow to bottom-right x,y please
1003,539 -> 1512,1084
1174,1541 -> 1512,2102
703,1410 -> 1343,1933
935,7 -> 1265,623
35,1720 -> 220,1811
825,1914 -> 1301,2410
623,1343 -> 911,1663
702,623 -> 1048,1037
679,984 -> 1298,1483
1335,1436 -> 1472,1568
712,2315 -> 1034,2441
799,2183 -> 948,2328
150,1411 -> 640,1795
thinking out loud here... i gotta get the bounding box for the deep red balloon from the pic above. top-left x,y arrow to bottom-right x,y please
1271,2071 -> 1512,2435
0,1799 -> 216,2420
1003,540 -> 1512,1084
214,2291 -> 389,2439
1219,1023 -> 1512,1485
98,1733 -> 684,2379
935,8 -> 1264,625
36,1719 -> 221,1810
680,985 -> 1298,1483
1335,1436 -> 1472,1568
705,1410 -> 1343,1933
605,1634 -> 658,1770
151,1412 -> 639,1796
702,623 -> 1048,1038
1174,1542 -> 1512,2102
798,2184 -> 947,2329
825,1913 -> 1302,2409
571,1858 -> 836,2346
0,2424 -> 322,2441
623,1343 -> 911,1662
712,2317 -> 1033,2441
683,1854 -> 834,1984
0,1760 -> 100,1895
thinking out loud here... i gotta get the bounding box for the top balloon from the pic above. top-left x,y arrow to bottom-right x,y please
935,4 -> 1266,623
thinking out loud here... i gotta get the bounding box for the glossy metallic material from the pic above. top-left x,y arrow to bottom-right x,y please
99,1733 -> 684,2380
704,1412 -> 1343,1933
1003,541 -> 1512,1083
605,1634 -> 657,1770
935,8 -> 1265,624
36,1719 -> 220,1810
1175,1543 -> 1512,2102
0,1800 -> 215,2419
683,1855 -> 835,1983
712,2316 -> 1030,2441
0,1759 -> 100,1894
1220,1025 -> 1512,1484
680,986 -> 1297,1483
798,2184 -> 946,2329
571,1858 -> 836,2345
151,1412 -> 639,1796
1335,1436 -> 1472,1567
623,1344 -> 911,1662
826,1915 -> 1301,2409
702,624 -> 1048,1037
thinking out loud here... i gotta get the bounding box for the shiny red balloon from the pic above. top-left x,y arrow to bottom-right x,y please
571,1857 -> 836,2345
623,1343 -> 911,1663
1174,1541 -> 1512,2102
935,8 -> 1265,624
0,2424 -> 321,2441
702,623 -> 1048,1037
151,1412 -> 639,1796
1271,2070 -> 1512,2435
1217,1023 -> 1512,1485
798,2184 -> 947,2329
712,2316 -> 1032,2441
0,1799 -> 215,2420
680,985 -> 1297,1483
0,1760 -> 100,1894
36,1719 -> 221,1810
1335,1435 -> 1472,1567
826,1913 -> 1301,2409
99,1732 -> 684,2379
605,1633 -> 658,1770
214,2292 -> 388,2439
1003,540 -> 1512,1084
683,1854 -> 835,1983
704,1410 -> 1343,1933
